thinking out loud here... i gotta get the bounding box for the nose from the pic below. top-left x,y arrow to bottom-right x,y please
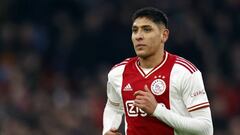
134,32 -> 143,41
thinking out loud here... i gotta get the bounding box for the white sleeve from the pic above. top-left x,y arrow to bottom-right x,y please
103,100 -> 124,134
153,70 -> 213,134
153,104 -> 213,135
102,81 -> 124,135
182,71 -> 210,111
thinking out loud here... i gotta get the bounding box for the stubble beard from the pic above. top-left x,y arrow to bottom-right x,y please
136,51 -> 153,60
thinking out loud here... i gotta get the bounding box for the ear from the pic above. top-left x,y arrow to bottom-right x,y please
162,28 -> 169,43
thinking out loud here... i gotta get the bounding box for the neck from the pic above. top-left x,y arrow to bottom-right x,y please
139,50 -> 165,68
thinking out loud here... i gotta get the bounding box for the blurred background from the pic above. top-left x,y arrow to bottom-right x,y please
0,0 -> 239,134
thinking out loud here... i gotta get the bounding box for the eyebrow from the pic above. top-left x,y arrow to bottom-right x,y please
132,25 -> 152,29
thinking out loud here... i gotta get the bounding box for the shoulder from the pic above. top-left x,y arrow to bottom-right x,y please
173,55 -> 199,74
170,55 -> 204,93
108,57 -> 136,81
110,58 -> 132,70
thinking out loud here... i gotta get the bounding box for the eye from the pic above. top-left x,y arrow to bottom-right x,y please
132,28 -> 138,33
143,27 -> 152,32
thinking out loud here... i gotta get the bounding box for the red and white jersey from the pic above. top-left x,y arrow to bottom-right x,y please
107,51 -> 210,135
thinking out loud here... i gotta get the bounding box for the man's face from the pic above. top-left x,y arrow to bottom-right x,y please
131,17 -> 168,58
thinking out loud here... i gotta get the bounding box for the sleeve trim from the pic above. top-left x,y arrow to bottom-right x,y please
108,99 -> 120,106
187,102 -> 210,112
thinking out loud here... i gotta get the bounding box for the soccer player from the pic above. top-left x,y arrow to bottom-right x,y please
102,7 -> 213,135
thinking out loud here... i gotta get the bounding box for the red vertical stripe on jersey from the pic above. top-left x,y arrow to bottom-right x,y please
121,52 -> 176,135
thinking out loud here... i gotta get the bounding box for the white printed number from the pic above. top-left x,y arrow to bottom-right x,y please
125,100 -> 147,117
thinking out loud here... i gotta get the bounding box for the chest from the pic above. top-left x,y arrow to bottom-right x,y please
121,68 -> 171,103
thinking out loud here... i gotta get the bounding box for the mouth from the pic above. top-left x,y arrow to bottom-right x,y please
135,44 -> 146,48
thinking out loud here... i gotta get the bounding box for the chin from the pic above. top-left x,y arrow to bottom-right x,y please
136,52 -> 148,59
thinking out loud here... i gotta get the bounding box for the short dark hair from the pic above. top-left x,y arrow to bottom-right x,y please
132,7 -> 168,28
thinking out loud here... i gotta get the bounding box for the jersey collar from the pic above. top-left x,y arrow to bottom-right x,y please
135,51 -> 168,78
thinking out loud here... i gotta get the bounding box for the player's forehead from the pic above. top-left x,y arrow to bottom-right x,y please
132,17 -> 157,28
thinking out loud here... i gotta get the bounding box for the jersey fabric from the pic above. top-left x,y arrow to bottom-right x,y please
107,51 -> 210,135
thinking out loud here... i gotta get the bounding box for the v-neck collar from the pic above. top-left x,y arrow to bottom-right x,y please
135,51 -> 168,78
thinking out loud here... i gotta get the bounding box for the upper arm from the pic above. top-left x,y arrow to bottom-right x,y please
181,70 -> 210,112
106,64 -> 126,109
107,81 -> 122,107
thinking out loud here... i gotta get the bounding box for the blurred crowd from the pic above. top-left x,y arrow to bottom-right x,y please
0,0 -> 239,134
